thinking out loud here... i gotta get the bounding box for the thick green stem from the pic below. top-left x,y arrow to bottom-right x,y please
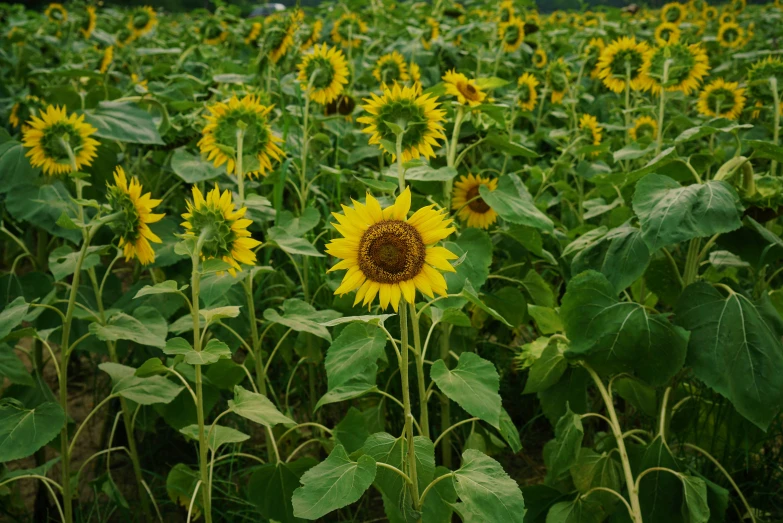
438,323 -> 452,468
771,77 -> 779,177
654,60 -> 671,156
445,106 -> 465,205
399,302 -> 420,510
682,238 -> 702,288
396,131 -> 406,192
410,302 -> 429,438
236,128 -> 245,204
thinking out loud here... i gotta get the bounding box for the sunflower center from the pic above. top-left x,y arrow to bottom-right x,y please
664,7 -> 681,22
338,19 -> 361,40
204,22 -> 224,40
358,220 -> 426,284
41,123 -> 84,162
504,25 -> 520,44
132,11 -> 150,29
466,185 -> 491,213
721,27 -> 740,43
458,81 -> 480,101
518,82 -> 531,101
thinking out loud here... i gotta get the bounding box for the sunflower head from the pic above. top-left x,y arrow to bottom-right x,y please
45,3 -> 67,24
325,95 -> 357,117
422,17 -> 439,49
198,95 -> 283,178
22,105 -> 99,176
499,17 -> 525,53
703,6 -> 718,21
718,11 -> 736,24
244,22 -> 262,46
533,47 -> 548,68
516,72 -> 539,111
655,22 -> 681,45
298,44 -> 350,105
584,38 -> 605,78
547,58 -> 571,103
326,187 -> 457,311
373,51 -> 410,86
80,6 -> 97,39
728,0 -> 746,14
717,22 -> 745,48
9,95 -> 46,129
697,78 -> 746,120
452,174 -> 499,229
579,114 -> 603,156
747,56 -> 783,105
265,12 -> 299,62
549,11 -> 568,25
301,19 -> 323,50
331,13 -> 367,48
107,166 -> 164,265
498,0 -> 515,23
410,61 -> 422,86
629,115 -> 658,142
115,26 -> 136,47
641,42 -> 709,95
443,70 -> 486,107
200,18 -> 228,46
595,36 -> 651,93
128,6 -> 157,38
661,2 -> 686,24
357,84 -> 446,162
99,46 -> 114,74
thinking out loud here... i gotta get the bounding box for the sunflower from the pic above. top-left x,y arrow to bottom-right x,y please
298,44 -> 350,105
443,70 -> 486,107
181,185 -> 260,276
372,51 -> 410,86
357,83 -> 446,162
131,73 -> 148,92
99,46 -> 113,74
44,3 -> 67,24
498,0 -> 515,23
703,6 -> 718,21
22,105 -> 99,176
629,115 -> 658,142
661,2 -> 686,24
717,22 -> 745,48
9,95 -> 46,129
584,38 -> 605,78
200,19 -> 228,46
422,17 -> 440,50
728,0 -> 746,14
127,6 -> 157,38
326,187 -> 457,311
655,22 -> 681,45
265,13 -> 298,63
410,61 -> 422,86
499,17 -> 525,53
302,19 -> 323,50
547,58 -> 571,104
549,11 -> 568,25
641,42 -> 709,95
107,166 -> 164,265
331,13 -> 367,49
718,11 -> 736,24
533,47 -> 548,68
579,114 -> 603,156
244,22 -> 262,46
115,26 -> 136,47
746,56 -> 783,105
697,78 -> 746,120
80,6 -> 97,39
595,36 -> 652,93
517,72 -> 539,111
451,174 -> 499,229
198,95 -> 284,178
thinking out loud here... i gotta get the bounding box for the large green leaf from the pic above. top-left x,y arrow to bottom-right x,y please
315,363 -> 378,410
170,147 -> 224,183
453,449 -> 526,522
562,271 -> 689,386
0,297 -> 28,340
545,499 -> 602,523
292,444 -> 377,520
681,475 -> 711,523
110,373 -> 184,405
83,101 -> 164,144
0,344 -> 34,386
6,182 -> 81,243
638,436 -> 683,523
479,174 -> 554,232
674,283 -> 783,430
443,228 -> 493,293
48,245 -> 109,281
228,385 -> 295,428
547,405 -> 584,479
430,352 -> 502,428
523,343 -> 567,394
422,466 -> 458,523
570,448 -> 623,510
0,401 -> 65,462
632,174 -> 743,252
180,423 -> 250,451
571,224 -> 650,293
89,306 -> 167,348
267,227 -> 325,257
0,140 -> 39,195
324,323 -> 386,392
264,299 -> 340,341
248,458 -> 317,523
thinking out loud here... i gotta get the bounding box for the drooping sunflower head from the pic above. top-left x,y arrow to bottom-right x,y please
717,22 -> 745,48
357,83 -> 446,162
547,58 -> 571,104
107,166 -> 164,265
629,115 -> 658,142
325,95 -> 356,118
331,13 -> 367,49
199,18 -> 228,46
99,46 -> 114,74
641,42 -> 709,95
661,2 -> 686,24
533,47 -> 548,68
443,70 -> 486,107
22,105 -> 99,176
301,19 -> 323,50
128,6 -> 156,38
9,95 -> 46,129
181,185 -> 260,276
655,22 -> 681,45
584,37 -> 605,78
697,78 -> 746,120
499,17 -> 525,53
579,114 -> 602,156
115,26 -> 136,47
297,43 -> 350,105
326,187 -> 457,311
373,51 -> 410,86
516,72 -> 539,111
595,36 -> 651,93
422,17 -> 439,50
523,11 -> 541,34
583,11 -> 602,27
80,6 -> 97,39
198,95 -> 284,178
747,56 -> 783,105
498,0 -> 515,23
265,12 -> 299,63
244,22 -> 262,46
45,3 -> 67,24
451,174 -> 499,229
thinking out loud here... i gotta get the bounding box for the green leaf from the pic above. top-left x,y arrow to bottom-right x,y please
228,385 -> 295,428
83,101 -> 164,144
674,283 -> 783,430
292,445 -> 377,520
0,140 -> 39,195
460,279 -> 512,327
6,182 -> 81,243
111,373 -> 184,405
444,228 -> 493,293
134,280 -> 187,298
545,499 -> 602,523
453,449 -> 527,522
395,164 -> 458,181
180,424 -> 250,451
498,408 -> 522,454
571,224 -> 650,293
520,269 -> 554,307
264,299 -> 340,342
632,174 -> 743,252
745,140 -> 783,163
479,174 -> 553,232
681,475 -> 711,523
325,323 -> 386,393
422,466 -> 458,523
248,458 -> 317,523
523,343 -> 567,394
135,357 -> 168,377
0,344 -> 34,386
0,401 -> 65,463
613,376 -> 657,417
528,305 -> 564,335
315,365 -> 378,410
547,405 -> 583,478
268,226 -> 325,257
49,245 -> 108,281
0,297 -> 28,340
200,305 -> 241,323
166,464 -> 200,514
89,306 -> 167,348
485,132 -> 538,158
333,408 -> 371,454
675,122 -> 752,144
277,208 -> 321,237
430,352 -> 502,428
570,448 -> 623,509
562,271 -> 689,386
639,436 -> 683,522
170,147 -> 224,183
320,314 -> 395,327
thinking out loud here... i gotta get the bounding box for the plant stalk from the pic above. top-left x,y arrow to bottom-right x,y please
399,301 -> 420,510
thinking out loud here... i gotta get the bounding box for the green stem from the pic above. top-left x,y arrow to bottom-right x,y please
654,60 -> 671,156
682,238 -> 702,287
236,128 -> 245,205
399,302 -> 420,511
396,131 -> 406,192
771,77 -> 779,177
410,302 -> 429,438
445,106 -> 465,206
438,323 -> 452,468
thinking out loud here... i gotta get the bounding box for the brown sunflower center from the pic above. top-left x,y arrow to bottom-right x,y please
358,220 -> 425,284
458,81 -> 480,101
467,185 -> 491,213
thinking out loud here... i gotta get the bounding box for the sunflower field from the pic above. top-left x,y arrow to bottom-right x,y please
2,0 -> 783,521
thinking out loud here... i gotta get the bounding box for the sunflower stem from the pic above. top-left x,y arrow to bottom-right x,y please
300,73 -> 318,211
409,301 -> 429,438
438,322 -> 453,468
235,127 -> 245,205
771,77 -> 779,177
445,105 -> 465,206
655,59 -> 672,156
395,130 -> 406,192
398,301 -> 421,512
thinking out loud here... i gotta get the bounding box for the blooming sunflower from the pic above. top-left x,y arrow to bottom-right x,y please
99,46 -> 113,74
410,61 -> 422,86
718,11 -> 736,24
115,26 -> 136,47
655,22 -> 681,45
517,72 -> 539,111
498,0 -> 515,23
265,13 -> 298,63
641,42 -> 709,95
697,78 -> 746,120
579,114 -> 603,156
443,70 -> 486,107
629,115 -> 658,142
451,174 -> 499,229
746,56 -> 783,105
728,0 -> 746,14
717,22 -> 745,48
331,13 -> 367,49
422,17 -> 439,50
533,47 -> 548,68
107,166 -> 164,265
584,38 -> 605,79
9,95 -> 46,129
661,2 -> 686,24
372,51 -> 410,86
595,36 -> 651,93
22,105 -> 99,176
499,17 -> 525,53
127,6 -> 157,38
181,185 -> 260,276
357,83 -> 446,162
549,11 -> 568,25
547,58 -> 571,104
45,3 -> 67,24
244,22 -> 262,46
703,6 -> 718,21
200,19 -> 228,46
301,19 -> 323,50
80,6 -> 97,39
298,44 -> 350,105
326,187 -> 457,311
